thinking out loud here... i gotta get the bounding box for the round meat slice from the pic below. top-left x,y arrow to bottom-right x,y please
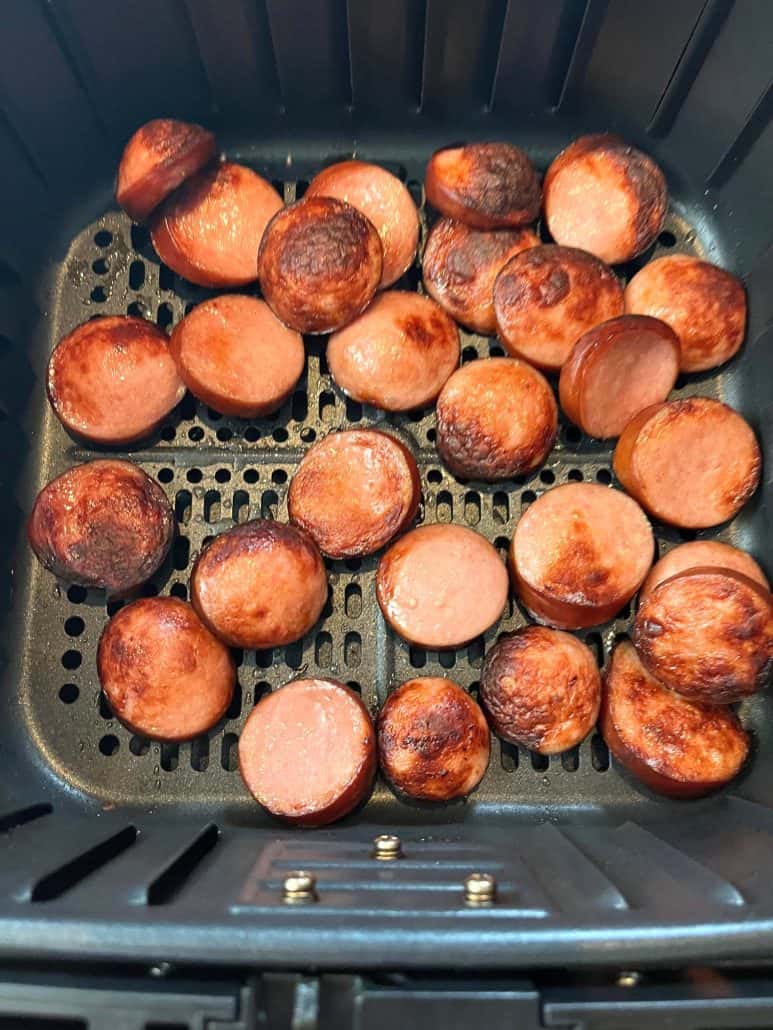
190,520 -> 327,650
288,430 -> 420,558
422,218 -> 539,334
327,291 -> 459,411
613,398 -> 761,529
97,597 -> 235,741
378,678 -> 489,801
376,524 -> 508,649
494,245 -> 624,371
559,315 -> 680,439
151,162 -> 282,287
602,638 -> 748,798
306,160 -> 419,287
169,295 -> 304,418
239,679 -> 376,826
258,196 -> 382,333
480,626 -> 600,754
47,316 -> 185,445
633,567 -> 773,705
640,541 -> 769,605
544,134 -> 667,265
116,118 -> 216,223
28,460 -> 174,595
425,142 -> 541,229
625,254 -> 747,373
436,357 -> 557,480
511,483 -> 654,629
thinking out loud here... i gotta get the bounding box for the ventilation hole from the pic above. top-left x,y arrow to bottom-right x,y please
203,490 -> 221,523
191,737 -> 209,772
463,491 -> 481,526
585,632 -> 604,666
273,427 -> 288,442
130,223 -> 149,249
561,747 -> 579,772
493,536 -> 509,560
161,424 -> 176,441
300,427 -> 316,443
127,299 -> 150,318
215,468 -> 231,483
243,468 -> 259,484
345,396 -> 363,422
291,390 -> 308,422
674,374 -> 688,390
596,468 -> 612,485
345,557 -> 362,572
61,649 -> 81,670
106,599 -> 124,617
0,803 -> 53,834
244,426 -> 260,442
172,536 -> 190,571
468,680 -> 480,701
256,648 -> 273,668
567,468 -> 583,482
227,682 -> 242,720
531,750 -> 549,771
436,490 -> 453,523
493,491 -> 509,524
462,346 -> 477,363
315,631 -> 332,667
272,469 -> 287,484
175,489 -> 192,524
521,490 -> 537,507
540,469 -> 555,484
67,584 -> 86,604
438,651 -> 455,669
500,741 -> 519,772
64,616 -> 85,637
158,467 -> 174,483
344,583 -> 362,618
59,683 -> 79,704
96,691 -> 112,719
285,640 -> 303,669
159,263 -> 175,290
90,286 -> 107,303
202,535 -> 215,549
233,648 -> 244,668
618,601 -> 632,621
31,826 -> 137,902
92,258 -> 108,275
216,426 -> 233,442
261,489 -> 278,519
658,230 -> 677,248
160,743 -> 179,772
489,344 -> 505,357
94,229 -> 112,247
99,734 -> 119,756
591,733 -> 610,771
678,527 -> 698,542
564,425 -> 582,445
188,426 -> 204,442
346,680 -> 362,695
221,733 -> 239,771
409,646 -> 427,668
180,394 -> 196,419
147,824 -> 219,906
427,469 -> 442,485
186,468 -> 202,484
128,259 -> 145,290
468,637 -> 485,668
321,591 -> 334,618
157,302 -> 174,329
130,735 -> 150,756
344,631 -> 361,668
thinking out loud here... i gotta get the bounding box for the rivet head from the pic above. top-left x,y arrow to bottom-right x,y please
282,870 -> 317,904
372,834 -> 403,860
617,971 -> 641,988
464,872 -> 497,906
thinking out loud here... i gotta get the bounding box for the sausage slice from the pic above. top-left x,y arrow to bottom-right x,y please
613,398 -> 761,529
28,459 -> 174,595
288,429 -> 420,558
559,315 -> 680,439
258,196 -> 382,333
116,118 -> 216,223
436,357 -> 557,480
544,134 -> 667,265
633,567 -> 773,705
169,295 -> 304,418
602,638 -> 748,798
378,678 -> 489,801
376,524 -> 508,648
494,245 -> 624,371
480,626 -> 600,754
151,162 -> 282,287
511,483 -> 654,629
97,597 -> 235,741
47,316 -> 185,445
306,160 -> 419,287
190,520 -> 327,650
640,541 -> 769,605
239,679 -> 376,826
327,291 -> 460,411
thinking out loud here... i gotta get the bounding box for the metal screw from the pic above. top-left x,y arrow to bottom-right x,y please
282,870 -> 317,904
464,872 -> 497,906
372,834 -> 403,861
617,971 -> 641,988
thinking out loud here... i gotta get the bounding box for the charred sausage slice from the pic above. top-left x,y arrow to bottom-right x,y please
640,541 -> 769,605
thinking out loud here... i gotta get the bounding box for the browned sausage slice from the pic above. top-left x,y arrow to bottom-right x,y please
239,679 -> 376,825
190,520 -> 327,650
601,638 -> 748,798
98,597 -> 235,741
544,134 -> 667,265
327,291 -> 460,411
425,143 -> 541,229
436,357 -> 557,480
47,316 -> 185,445
613,398 -> 761,529
376,524 -> 508,648
625,255 -> 747,373
288,429 -> 420,558
306,160 -> 419,287
494,245 -> 624,371
116,118 -> 216,223
377,678 -> 489,801
633,567 -> 773,705
510,483 -> 654,629
422,218 -> 539,334
640,541 -> 769,605
151,162 -> 282,287
169,295 -> 304,418
559,315 -> 680,439
258,196 -> 382,333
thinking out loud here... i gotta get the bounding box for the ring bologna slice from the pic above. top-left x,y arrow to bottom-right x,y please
436,357 -> 557,481
543,134 -> 667,265
327,291 -> 460,411
494,245 -> 624,371
422,219 -> 540,334
377,678 -> 489,801
613,398 -> 761,529
602,639 -> 748,798
624,254 -> 747,373
28,460 -> 174,596
425,142 -> 541,229
480,626 -> 601,754
288,430 -> 420,558
116,119 -> 216,223
633,567 -> 773,705
306,160 -> 419,288
640,541 -> 769,605
559,315 -> 680,439
258,196 -> 383,333
239,679 -> 376,826
169,295 -> 304,418
97,597 -> 235,742
47,316 -> 185,445
376,524 -> 508,649
151,162 -> 282,288
190,520 -> 327,650
510,483 -> 654,630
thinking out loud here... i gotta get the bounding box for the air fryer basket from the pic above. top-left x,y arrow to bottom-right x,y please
0,0 -> 771,971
